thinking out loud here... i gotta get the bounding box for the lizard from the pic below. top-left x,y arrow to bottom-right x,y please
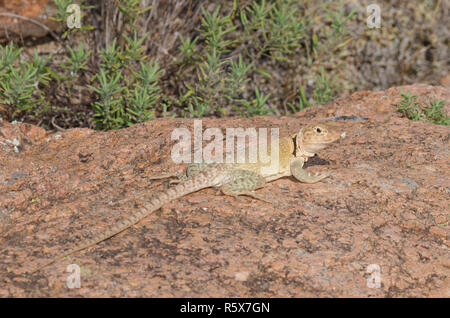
30,122 -> 342,273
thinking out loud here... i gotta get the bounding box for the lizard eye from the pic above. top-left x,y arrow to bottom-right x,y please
315,127 -> 322,133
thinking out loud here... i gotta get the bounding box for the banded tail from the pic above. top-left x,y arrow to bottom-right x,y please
30,168 -> 227,273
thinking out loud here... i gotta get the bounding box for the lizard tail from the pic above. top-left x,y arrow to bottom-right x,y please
30,169 -> 225,273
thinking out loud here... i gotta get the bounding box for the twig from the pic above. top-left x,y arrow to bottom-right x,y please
51,115 -> 66,131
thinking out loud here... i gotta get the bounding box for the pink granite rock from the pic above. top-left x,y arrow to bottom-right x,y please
0,84 -> 448,297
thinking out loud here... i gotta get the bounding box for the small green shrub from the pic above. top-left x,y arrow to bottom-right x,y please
312,67 -> 340,105
287,86 -> 310,112
83,29 -> 161,129
52,0 -> 94,36
0,43 -> 50,117
125,61 -> 162,124
423,99 -> 449,126
241,0 -> 308,60
1,0 -> 359,129
397,91 -> 449,126
287,68 -> 340,112
89,69 -> 126,130
397,91 -> 422,121
61,43 -> 91,76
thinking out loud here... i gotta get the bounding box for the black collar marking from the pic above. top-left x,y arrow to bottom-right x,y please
292,135 -> 297,157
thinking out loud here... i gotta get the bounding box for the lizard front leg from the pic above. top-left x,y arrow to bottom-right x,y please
290,157 -> 331,183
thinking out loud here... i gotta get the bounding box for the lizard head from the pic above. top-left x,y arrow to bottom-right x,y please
295,123 -> 342,157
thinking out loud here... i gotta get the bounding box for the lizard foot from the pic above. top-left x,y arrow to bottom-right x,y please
292,168 -> 331,183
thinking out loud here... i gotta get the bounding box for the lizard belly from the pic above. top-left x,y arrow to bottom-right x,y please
234,161 -> 290,178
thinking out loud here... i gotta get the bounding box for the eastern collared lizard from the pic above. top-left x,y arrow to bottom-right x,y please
31,123 -> 342,273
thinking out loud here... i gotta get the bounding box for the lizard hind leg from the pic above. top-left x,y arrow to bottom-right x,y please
220,170 -> 275,205
186,163 -> 211,177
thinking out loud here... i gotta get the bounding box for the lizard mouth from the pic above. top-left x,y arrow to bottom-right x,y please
302,134 -> 341,153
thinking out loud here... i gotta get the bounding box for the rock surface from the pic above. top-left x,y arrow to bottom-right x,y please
0,0 -> 59,41
0,85 -> 448,297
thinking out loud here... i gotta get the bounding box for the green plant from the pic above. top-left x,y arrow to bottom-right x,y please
287,67 -> 339,113
88,69 -> 125,130
99,39 -> 126,73
326,6 -> 356,38
0,42 -> 22,73
2,0 -> 416,130
117,0 -> 152,27
123,31 -> 148,62
397,91 -> 422,121
423,99 -> 449,126
125,86 -> 156,123
177,5 -> 272,118
52,0 -> 94,36
200,6 -> 235,54
192,6 -> 235,114
397,91 -> 449,125
241,0 -> 307,60
0,64 -> 38,113
89,59 -> 162,129
31,50 -> 52,86
287,86 -> 310,112
161,99 -> 176,118
227,55 -> 253,99
186,97 -> 210,118
0,43 -> 49,117
125,61 -> 162,124
176,7 -> 233,117
178,35 -> 198,64
52,0 -> 73,22
62,43 -> 91,76
174,2 -> 354,118
312,67 -> 340,105
240,87 -> 271,117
